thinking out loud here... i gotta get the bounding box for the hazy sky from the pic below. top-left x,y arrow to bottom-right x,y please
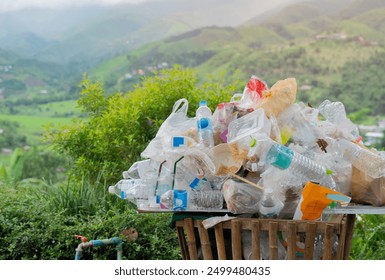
0,0 -> 154,12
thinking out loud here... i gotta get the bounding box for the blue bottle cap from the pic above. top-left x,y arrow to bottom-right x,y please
199,100 -> 207,106
266,144 -> 294,170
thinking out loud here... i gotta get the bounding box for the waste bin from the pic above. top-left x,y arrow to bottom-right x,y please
175,214 -> 355,260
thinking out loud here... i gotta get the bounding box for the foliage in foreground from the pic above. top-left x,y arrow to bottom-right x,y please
350,214 -> 385,260
0,183 -> 180,260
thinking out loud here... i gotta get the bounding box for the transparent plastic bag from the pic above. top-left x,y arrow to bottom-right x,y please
257,78 -> 296,118
141,98 -> 196,161
238,75 -> 268,109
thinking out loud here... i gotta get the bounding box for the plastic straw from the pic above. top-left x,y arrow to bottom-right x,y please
172,156 -> 184,190
154,160 -> 167,196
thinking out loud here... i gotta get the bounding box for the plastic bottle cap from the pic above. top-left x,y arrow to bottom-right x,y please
329,201 -> 337,209
250,138 -> 257,147
199,100 -> 207,106
108,186 -> 114,194
326,169 -> 333,175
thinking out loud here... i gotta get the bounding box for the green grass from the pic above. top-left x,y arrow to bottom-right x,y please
10,100 -> 81,118
89,55 -> 129,81
0,114 -> 74,145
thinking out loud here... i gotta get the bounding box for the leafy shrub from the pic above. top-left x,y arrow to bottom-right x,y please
0,120 -> 27,149
0,146 -> 70,184
0,183 -> 180,260
45,65 -> 241,184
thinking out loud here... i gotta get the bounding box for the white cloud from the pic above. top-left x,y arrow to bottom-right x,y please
0,0 -> 151,12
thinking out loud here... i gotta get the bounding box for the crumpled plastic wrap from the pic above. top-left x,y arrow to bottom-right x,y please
257,78 -> 297,118
351,167 -> 385,206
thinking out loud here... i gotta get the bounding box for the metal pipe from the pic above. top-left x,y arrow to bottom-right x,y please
74,241 -> 93,260
74,237 -> 122,260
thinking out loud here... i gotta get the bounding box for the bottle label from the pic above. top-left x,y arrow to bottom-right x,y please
198,118 -> 211,130
173,190 -> 187,210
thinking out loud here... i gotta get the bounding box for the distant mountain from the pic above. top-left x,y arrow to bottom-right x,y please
0,48 -> 19,64
89,0 -> 385,116
0,0 -> 298,65
0,32 -> 51,58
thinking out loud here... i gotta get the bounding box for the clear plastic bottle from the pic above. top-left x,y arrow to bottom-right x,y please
108,179 -> 142,200
318,100 -> 360,141
196,100 -> 215,148
190,190 -> 224,210
259,188 -> 284,218
251,137 -> 336,190
338,139 -> 385,178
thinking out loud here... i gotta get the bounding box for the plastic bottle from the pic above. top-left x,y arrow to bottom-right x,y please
250,137 -> 336,190
158,189 -> 223,210
318,100 -> 360,141
259,188 -> 284,218
196,100 -> 215,148
190,190 -> 224,210
258,186 -> 289,259
108,179 -> 142,200
338,138 -> 385,178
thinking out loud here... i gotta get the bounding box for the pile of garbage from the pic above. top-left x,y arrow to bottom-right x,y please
109,76 -> 385,220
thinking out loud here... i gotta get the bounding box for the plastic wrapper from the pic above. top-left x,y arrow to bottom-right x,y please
202,214 -> 236,229
257,78 -> 296,118
238,75 -> 267,109
277,103 -> 319,148
351,167 -> 385,206
222,179 -> 263,214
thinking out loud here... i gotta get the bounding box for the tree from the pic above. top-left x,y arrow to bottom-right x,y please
45,65 -> 241,184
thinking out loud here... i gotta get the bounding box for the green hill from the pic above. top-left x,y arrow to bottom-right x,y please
0,48 -> 81,110
89,0 -> 385,118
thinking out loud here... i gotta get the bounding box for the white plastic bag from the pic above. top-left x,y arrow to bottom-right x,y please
141,98 -> 196,161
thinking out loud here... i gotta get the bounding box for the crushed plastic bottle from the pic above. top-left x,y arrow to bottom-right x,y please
249,136 -> 336,190
318,100 -> 361,142
190,190 -> 224,210
196,100 -> 215,148
337,138 -> 385,178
